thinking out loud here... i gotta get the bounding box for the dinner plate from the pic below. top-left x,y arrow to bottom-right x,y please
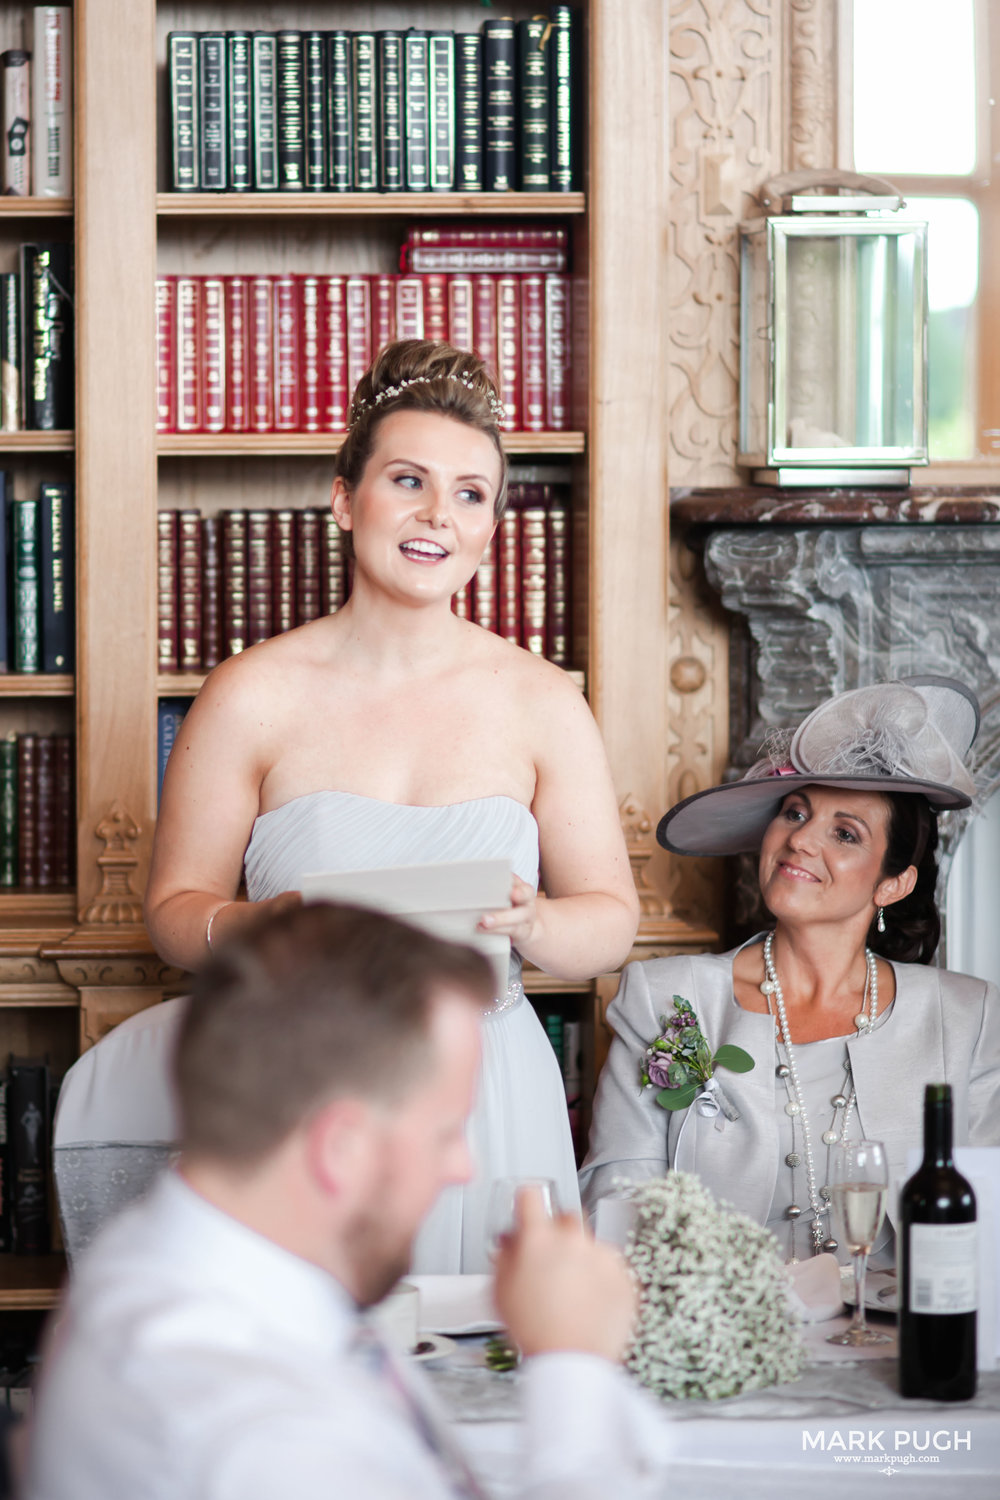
409,1332 -> 460,1364
840,1267 -> 898,1313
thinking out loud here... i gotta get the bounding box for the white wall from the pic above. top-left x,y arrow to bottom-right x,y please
946,789 -> 1000,987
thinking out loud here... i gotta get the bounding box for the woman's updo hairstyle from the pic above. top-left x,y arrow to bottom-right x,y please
868,792 -> 940,965
335,339 -> 509,520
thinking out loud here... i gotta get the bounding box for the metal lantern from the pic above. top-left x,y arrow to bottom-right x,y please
739,170 -> 928,486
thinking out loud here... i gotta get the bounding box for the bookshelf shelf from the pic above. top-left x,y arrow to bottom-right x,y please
156,191 -> 586,218
0,675 -> 73,697
0,198 -> 73,218
0,1253 -> 65,1310
0,432 -> 73,452
0,892 -> 75,920
157,431 -> 585,457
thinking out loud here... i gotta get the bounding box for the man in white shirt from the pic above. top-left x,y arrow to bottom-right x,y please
26,902 -> 668,1500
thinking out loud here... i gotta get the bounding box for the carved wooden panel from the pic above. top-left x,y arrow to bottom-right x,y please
81,800 -> 144,924
786,0 -> 840,171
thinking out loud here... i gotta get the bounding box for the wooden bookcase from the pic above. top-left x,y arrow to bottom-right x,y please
0,0 -> 708,1310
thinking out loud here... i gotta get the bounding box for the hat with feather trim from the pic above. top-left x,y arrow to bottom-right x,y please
657,676 -> 980,858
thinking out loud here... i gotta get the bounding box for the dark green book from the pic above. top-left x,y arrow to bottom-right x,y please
403,31 -> 429,191
377,32 -> 404,192
11,496 -> 39,672
251,33 -> 278,189
326,32 -> 352,190
226,31 -> 252,192
0,271 -> 19,430
303,31 -> 327,190
0,735 -> 17,886
351,33 -> 378,191
483,16 -> 516,192
428,33 -> 455,192
167,31 -> 199,190
39,481 -> 73,672
198,33 -> 227,190
550,5 -> 576,191
276,31 -> 305,190
21,242 -> 74,431
455,34 -> 483,192
518,18 -> 551,190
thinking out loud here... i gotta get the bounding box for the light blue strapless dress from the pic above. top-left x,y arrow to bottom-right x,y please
245,790 -> 582,1273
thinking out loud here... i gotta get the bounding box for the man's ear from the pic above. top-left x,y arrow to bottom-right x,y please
330,475 -> 353,531
875,863 -> 918,912
303,1095 -> 375,1199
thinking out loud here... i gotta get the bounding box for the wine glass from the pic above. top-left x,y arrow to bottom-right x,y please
826,1140 -> 893,1347
485,1176 -> 557,1256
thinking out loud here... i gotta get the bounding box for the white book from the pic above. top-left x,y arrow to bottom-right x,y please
32,7 -> 72,197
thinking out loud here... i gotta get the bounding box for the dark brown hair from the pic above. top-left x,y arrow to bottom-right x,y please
175,902 -> 493,1163
868,792 -> 940,965
335,339 -> 509,520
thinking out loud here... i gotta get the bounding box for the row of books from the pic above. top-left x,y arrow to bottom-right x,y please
0,243 -> 74,432
167,8 -> 576,194
157,482 -> 573,676
0,1056 -> 51,1255
0,733 -> 74,890
0,7 -> 72,198
0,478 -> 73,674
155,269 -> 575,435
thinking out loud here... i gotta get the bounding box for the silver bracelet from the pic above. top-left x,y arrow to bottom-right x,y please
205,902 -> 232,952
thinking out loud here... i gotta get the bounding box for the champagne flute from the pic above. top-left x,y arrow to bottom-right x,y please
826,1140 -> 893,1347
485,1176 -> 557,1256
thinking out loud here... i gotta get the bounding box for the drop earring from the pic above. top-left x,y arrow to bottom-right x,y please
876,906 -> 886,934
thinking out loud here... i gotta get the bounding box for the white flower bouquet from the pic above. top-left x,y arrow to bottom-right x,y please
624,1173 -> 804,1401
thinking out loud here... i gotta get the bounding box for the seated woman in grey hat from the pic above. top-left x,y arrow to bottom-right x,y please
580,677 -> 1000,1266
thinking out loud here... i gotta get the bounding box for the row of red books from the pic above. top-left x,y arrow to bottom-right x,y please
157,483 -> 573,673
155,270 -> 578,436
0,733 -> 75,891
399,222 -> 570,273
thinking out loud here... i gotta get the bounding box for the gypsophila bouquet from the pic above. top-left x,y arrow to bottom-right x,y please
625,1173 -> 804,1401
640,995 -> 753,1119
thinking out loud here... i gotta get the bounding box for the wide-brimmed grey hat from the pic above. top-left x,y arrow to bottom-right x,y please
657,676 -> 980,858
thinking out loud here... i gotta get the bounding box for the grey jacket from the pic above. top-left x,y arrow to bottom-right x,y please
579,939 -> 1000,1237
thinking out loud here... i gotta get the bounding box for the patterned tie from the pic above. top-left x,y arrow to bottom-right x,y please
351,1322 -> 491,1500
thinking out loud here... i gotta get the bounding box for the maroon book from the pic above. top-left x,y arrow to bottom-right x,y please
177,509 -> 203,671
247,510 -> 274,644
155,276 -> 176,433
225,275 -> 251,433
472,273 -> 499,382
16,734 -> 37,889
518,498 -> 548,656
447,274 -> 474,355
406,224 -> 568,250
422,273 -> 448,343
345,276 -> 372,407
249,276 -> 275,432
156,509 -> 179,672
544,276 -> 571,431
34,735 -> 55,888
202,276 -> 226,433
546,491 -> 571,667
176,277 -> 202,432
395,275 -> 424,340
272,509 -> 296,634
320,275 -> 349,431
496,275 -> 521,431
372,273 -> 397,356
520,274 -> 546,433
53,732 -> 73,887
320,513 -> 348,616
472,533 -> 498,634
402,246 -> 567,273
295,509 -> 322,624
497,508 -> 521,644
201,514 -> 223,670
299,277 -> 322,433
570,274 -> 589,432
222,509 -> 249,656
273,275 -> 300,432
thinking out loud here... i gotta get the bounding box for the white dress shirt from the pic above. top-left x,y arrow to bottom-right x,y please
26,1173 -> 670,1500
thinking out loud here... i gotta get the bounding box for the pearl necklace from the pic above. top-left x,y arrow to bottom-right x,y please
760,932 -> 879,1257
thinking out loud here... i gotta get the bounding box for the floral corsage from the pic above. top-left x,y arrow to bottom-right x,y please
640,995 -> 754,1124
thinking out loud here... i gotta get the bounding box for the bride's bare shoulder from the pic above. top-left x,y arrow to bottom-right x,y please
187,621 -> 334,722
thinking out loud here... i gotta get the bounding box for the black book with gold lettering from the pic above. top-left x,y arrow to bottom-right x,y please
276,30 -> 305,190
550,5 -> 576,191
455,33 -> 483,192
377,32 -> 404,192
403,31 -> 429,191
20,241 -> 74,431
251,32 -> 278,189
303,31 -> 326,190
226,31 -> 252,192
8,1056 -> 49,1254
198,32 -> 227,190
168,31 -> 199,190
483,17 -> 516,192
351,33 -> 378,191
326,31 -> 352,190
517,18 -> 550,190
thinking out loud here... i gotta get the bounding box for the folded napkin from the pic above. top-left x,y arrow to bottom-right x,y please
785,1253 -> 845,1323
407,1274 -> 501,1335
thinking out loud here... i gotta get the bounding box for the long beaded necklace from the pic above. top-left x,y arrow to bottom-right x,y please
760,931 -> 879,1258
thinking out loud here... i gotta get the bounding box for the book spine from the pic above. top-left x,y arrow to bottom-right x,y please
226,31 -> 252,192
520,273 -> 546,432
156,509 -> 178,671
32,8 -> 72,196
247,509 -> 273,645
53,731 -> 73,885
320,513 -> 347,615
200,514 -> 222,669
276,31 -> 305,190
271,508 -> 296,634
155,276 -> 176,433
483,18 -> 516,192
249,275 -> 274,431
428,33 -> 455,191
0,272 -> 19,430
497,509 -> 521,644
403,32 -> 429,191
570,273 -> 588,430
8,1058 -> 49,1252
371,273 -> 397,355
544,275 -> 571,430
319,275 -> 348,430
550,5 -> 575,191
168,32 -> 199,190
403,246 -> 567,273
472,534 -> 497,633
176,275 -> 202,431
472,273 -> 499,382
455,34 -> 483,192
23,242 -> 74,431
273,274 -> 300,431
1,51 -> 30,196
251,33 -> 278,190
395,276 -> 424,341
16,736 -> 37,889
496,274 -> 521,430
546,492 -> 570,666
202,276 -> 226,432
198,34 -> 228,190
422,273 -> 448,344
0,736 -> 16,886
520,501 -> 548,655
377,32 -> 403,192
407,225 -> 568,250
35,735 -> 54,886
326,32 -> 353,190
157,700 -> 186,805
302,32 -> 327,190
12,498 -> 39,672
518,18 -> 551,190
224,274 -> 250,432
345,275 -> 372,398
222,509 -> 248,655
38,481 -> 73,672
447,274 -> 474,353
351,34 -> 378,191
295,508 -> 322,623
299,276 -> 321,431
563,1019 -> 584,1156
177,508 -> 202,671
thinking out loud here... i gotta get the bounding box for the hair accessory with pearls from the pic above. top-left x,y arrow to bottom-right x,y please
348,373 -> 506,430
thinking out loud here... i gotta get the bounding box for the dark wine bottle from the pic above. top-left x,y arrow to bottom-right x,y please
899,1083 -> 977,1400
